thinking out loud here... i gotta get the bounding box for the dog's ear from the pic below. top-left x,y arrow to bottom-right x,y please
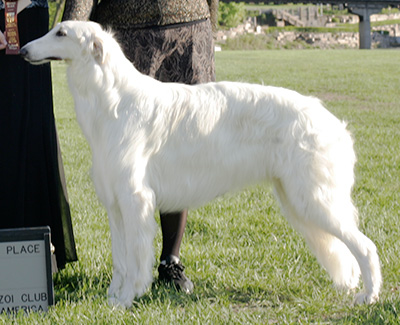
92,36 -> 105,64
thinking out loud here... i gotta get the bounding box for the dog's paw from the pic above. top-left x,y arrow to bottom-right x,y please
108,293 -> 133,309
108,296 -> 126,309
108,274 -> 123,298
116,283 -> 138,309
354,292 -> 379,305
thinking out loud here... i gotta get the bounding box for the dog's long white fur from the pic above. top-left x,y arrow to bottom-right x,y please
21,21 -> 382,307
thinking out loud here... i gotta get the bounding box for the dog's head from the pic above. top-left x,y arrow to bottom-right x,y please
20,21 -> 109,65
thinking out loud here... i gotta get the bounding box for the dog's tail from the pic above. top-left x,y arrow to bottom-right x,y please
272,178 -> 361,291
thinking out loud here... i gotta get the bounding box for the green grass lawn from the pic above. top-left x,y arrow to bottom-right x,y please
2,49 -> 400,323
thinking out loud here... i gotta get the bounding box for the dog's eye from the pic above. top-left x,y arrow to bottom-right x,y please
56,29 -> 67,37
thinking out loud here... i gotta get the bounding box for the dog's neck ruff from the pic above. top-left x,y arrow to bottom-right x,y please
68,30 -> 149,98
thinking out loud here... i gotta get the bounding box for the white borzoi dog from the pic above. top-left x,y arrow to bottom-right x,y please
21,21 -> 381,307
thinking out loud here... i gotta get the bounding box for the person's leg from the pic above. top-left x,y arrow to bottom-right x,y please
155,21 -> 214,293
158,210 -> 194,293
160,210 -> 187,260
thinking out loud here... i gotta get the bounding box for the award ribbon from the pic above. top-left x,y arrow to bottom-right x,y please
4,0 -> 20,55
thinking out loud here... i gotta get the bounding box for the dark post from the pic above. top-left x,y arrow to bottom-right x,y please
346,3 -> 385,49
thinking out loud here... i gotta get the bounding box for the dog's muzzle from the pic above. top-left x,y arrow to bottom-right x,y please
20,45 -> 62,65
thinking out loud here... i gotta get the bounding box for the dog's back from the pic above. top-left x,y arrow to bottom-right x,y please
138,81 -> 351,213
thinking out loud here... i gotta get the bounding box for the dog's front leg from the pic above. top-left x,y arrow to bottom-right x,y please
114,187 -> 157,308
107,202 -> 127,304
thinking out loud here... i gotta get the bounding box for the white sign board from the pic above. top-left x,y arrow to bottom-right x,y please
0,227 -> 54,314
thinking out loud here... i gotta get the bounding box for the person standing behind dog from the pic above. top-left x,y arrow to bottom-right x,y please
0,0 -> 77,270
62,0 -> 218,293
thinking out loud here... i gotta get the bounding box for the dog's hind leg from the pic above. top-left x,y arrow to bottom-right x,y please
301,226 -> 361,291
330,225 -> 381,304
272,178 -> 381,304
313,219 -> 381,304
272,179 -> 361,290
112,187 -> 158,308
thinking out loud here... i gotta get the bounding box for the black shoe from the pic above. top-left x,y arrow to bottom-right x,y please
158,255 -> 194,294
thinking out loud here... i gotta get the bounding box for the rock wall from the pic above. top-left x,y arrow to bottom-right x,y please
273,27 -> 400,49
216,17 -> 400,49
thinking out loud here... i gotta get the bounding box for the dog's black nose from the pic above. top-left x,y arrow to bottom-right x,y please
19,47 -> 28,58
